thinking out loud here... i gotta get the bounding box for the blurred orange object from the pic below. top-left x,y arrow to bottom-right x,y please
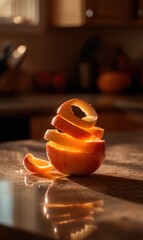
97,71 -> 131,94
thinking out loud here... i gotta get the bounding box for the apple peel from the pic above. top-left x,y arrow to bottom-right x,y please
23,153 -> 53,173
57,98 -> 98,128
23,153 -> 66,179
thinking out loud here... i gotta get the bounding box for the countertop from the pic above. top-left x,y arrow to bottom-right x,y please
0,130 -> 143,239
0,93 -> 143,117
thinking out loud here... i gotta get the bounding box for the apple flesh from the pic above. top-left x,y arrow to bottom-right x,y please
44,129 -> 104,153
52,115 -> 104,140
46,141 -> 105,175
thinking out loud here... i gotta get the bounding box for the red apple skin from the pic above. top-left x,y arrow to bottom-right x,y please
23,154 -> 53,174
46,142 -> 105,176
52,115 -> 103,140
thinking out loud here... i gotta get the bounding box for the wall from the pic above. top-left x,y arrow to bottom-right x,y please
1,26 -> 143,75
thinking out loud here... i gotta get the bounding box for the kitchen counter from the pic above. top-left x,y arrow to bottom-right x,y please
0,93 -> 143,117
0,130 -> 143,240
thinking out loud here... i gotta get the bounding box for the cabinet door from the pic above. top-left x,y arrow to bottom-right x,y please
47,0 -> 85,27
85,0 -> 132,25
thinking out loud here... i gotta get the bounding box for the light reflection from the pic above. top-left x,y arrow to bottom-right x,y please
16,168 -> 24,175
12,45 -> 27,59
23,176 -> 104,239
13,16 -> 24,24
0,181 -> 13,225
42,181 -> 104,240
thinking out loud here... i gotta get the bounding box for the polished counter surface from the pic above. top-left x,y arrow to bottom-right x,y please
0,93 -> 143,117
0,130 -> 143,239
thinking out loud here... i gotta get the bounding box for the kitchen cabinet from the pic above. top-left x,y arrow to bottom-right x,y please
0,0 -> 47,33
47,0 -> 143,27
138,0 -> 143,18
85,0 -> 132,25
47,0 -> 85,27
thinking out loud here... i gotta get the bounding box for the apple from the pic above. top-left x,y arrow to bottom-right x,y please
23,98 -> 106,177
46,141 -> 105,175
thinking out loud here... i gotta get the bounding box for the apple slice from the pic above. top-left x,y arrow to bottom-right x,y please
52,115 -> 94,140
44,129 -> 104,153
57,98 -> 98,129
46,141 -> 105,175
52,115 -> 104,140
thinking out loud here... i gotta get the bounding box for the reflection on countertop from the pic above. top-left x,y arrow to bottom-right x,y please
0,131 -> 143,239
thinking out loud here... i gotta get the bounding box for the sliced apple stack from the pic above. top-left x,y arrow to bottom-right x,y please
45,98 -> 105,176
23,98 -> 105,177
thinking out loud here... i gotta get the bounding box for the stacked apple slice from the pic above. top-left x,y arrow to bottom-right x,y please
23,98 -> 105,177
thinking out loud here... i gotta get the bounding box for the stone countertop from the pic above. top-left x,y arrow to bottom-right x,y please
0,130 -> 143,239
0,93 -> 143,117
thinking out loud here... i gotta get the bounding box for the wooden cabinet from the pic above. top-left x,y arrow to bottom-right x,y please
47,0 -> 85,27
85,0 -> 132,25
47,0 -> 143,27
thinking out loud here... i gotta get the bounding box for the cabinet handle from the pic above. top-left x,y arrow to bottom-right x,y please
86,9 -> 94,18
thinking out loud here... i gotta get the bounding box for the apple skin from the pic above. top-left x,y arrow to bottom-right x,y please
52,115 -> 104,140
57,98 -> 97,129
46,141 -> 105,176
44,129 -> 104,152
23,153 -> 53,174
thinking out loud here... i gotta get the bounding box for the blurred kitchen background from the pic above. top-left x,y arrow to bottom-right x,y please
0,0 -> 143,142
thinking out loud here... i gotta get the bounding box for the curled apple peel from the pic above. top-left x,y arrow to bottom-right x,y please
23,98 -> 105,177
51,114 -> 104,140
57,98 -> 98,128
23,153 -> 54,173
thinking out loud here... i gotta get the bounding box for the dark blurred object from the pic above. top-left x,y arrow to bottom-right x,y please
132,0 -> 139,19
0,41 -> 27,95
0,41 -> 13,76
0,116 -> 30,142
34,70 -> 53,93
97,71 -> 131,94
111,47 -> 130,73
68,35 -> 101,92
34,70 -> 67,93
131,59 -> 143,93
52,72 -> 67,92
